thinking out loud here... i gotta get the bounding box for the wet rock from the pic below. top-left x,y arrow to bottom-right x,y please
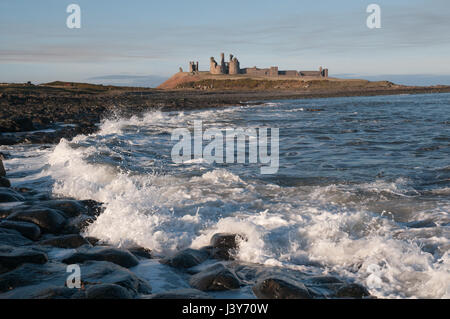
146,288 -> 212,299
0,228 -> 32,246
80,199 -> 104,217
37,200 -> 87,218
128,246 -> 152,259
0,188 -> 25,202
306,275 -> 344,285
335,283 -> 370,299
62,246 -> 139,268
0,158 -> 5,177
252,276 -> 312,299
0,220 -> 41,240
0,260 -> 151,298
210,233 -> 246,261
0,177 -> 10,188
85,236 -> 100,246
161,248 -> 210,269
39,234 -> 91,249
63,214 -> 94,233
7,208 -> 67,234
85,283 -> 133,299
0,245 -> 48,274
189,264 -> 240,291
34,287 -> 85,299
405,219 -> 437,229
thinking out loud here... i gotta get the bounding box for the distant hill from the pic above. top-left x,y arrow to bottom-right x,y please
158,72 -> 397,91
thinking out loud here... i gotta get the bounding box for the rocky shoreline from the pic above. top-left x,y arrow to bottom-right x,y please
1,82 -> 450,146
3,82 -> 442,299
0,156 -> 373,299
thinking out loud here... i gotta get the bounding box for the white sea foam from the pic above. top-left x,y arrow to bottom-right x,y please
4,108 -> 449,299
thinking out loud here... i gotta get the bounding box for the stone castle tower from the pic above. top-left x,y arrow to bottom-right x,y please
210,52 -> 240,75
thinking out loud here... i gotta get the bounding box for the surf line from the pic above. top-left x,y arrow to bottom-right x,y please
171,120 -> 279,174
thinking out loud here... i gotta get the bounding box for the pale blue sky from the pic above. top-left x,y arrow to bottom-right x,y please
1,0 -> 449,86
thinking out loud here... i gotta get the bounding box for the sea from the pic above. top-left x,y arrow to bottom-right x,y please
2,93 -> 449,298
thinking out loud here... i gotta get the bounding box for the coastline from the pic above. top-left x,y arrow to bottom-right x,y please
1,89 -> 448,299
1,81 -> 450,145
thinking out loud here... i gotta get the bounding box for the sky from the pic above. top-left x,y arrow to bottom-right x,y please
0,0 -> 449,86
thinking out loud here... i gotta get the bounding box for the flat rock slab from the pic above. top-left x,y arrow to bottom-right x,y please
0,245 -> 48,274
335,283 -> 370,299
0,188 -> 24,203
7,208 -> 67,234
189,264 -> 240,291
210,233 -> 246,261
0,159 -> 5,177
0,260 -> 151,298
252,276 -> 312,299
62,246 -> 139,268
85,283 -> 133,299
145,288 -> 212,299
0,220 -> 41,240
39,234 -> 91,249
161,248 -> 210,269
36,200 -> 87,218
0,228 -> 32,247
127,246 -> 152,259
0,177 -> 10,188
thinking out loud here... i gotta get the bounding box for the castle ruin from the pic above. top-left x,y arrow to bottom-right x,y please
186,52 -> 328,78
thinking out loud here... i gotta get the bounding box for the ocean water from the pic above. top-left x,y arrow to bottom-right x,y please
2,93 -> 449,298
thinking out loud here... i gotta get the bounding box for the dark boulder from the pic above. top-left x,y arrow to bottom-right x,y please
128,246 -> 152,259
210,233 -> 246,260
0,260 -> 151,298
189,264 -> 240,291
0,188 -> 25,202
85,236 -> 100,246
252,276 -> 312,299
37,200 -> 87,218
62,246 -> 139,268
62,214 -> 94,234
0,177 -> 10,188
146,288 -> 212,299
0,220 -> 41,240
34,287 -> 85,299
0,158 -> 5,177
8,208 -> 67,234
0,245 -> 48,274
335,283 -> 370,299
161,248 -> 210,269
85,283 -> 133,299
0,228 -> 32,246
39,234 -> 91,249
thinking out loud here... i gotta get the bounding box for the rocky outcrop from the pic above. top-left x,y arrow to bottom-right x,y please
145,288 -> 212,299
189,264 -> 240,291
85,283 -> 133,299
62,246 -> 139,268
0,261 -> 151,298
252,276 -> 312,299
0,245 -> 48,274
210,233 -> 246,261
161,248 -> 210,269
0,220 -> 41,240
39,234 -> 91,249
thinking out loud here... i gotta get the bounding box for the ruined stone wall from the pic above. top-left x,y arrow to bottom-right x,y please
210,57 -> 223,74
242,67 -> 271,76
229,58 -> 240,75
